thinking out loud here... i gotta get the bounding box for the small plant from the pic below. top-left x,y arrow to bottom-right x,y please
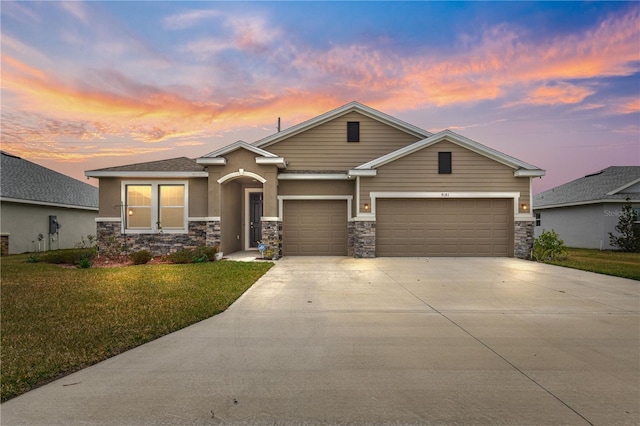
609,199 -> 640,253
192,254 -> 208,263
532,229 -> 568,262
25,253 -> 39,263
129,250 -> 153,265
76,255 -> 92,269
167,249 -> 194,264
76,234 -> 96,249
193,245 -> 219,261
97,231 -> 123,260
41,248 -> 97,265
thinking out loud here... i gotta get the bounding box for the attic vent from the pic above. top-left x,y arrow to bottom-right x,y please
347,122 -> 360,142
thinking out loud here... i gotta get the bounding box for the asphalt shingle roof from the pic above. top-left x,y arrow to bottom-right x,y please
534,166 -> 640,208
1,151 -> 98,209
87,157 -> 204,173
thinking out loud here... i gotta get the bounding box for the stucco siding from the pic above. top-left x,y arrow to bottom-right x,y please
360,140 -> 529,207
188,178 -> 208,217
267,111 -> 421,171
534,204 -> 606,249
0,202 -> 97,254
220,181 -> 242,254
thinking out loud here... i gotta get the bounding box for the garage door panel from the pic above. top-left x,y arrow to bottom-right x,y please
283,200 -> 347,256
377,198 -> 512,257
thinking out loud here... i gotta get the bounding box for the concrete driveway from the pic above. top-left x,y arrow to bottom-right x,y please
2,257 -> 638,425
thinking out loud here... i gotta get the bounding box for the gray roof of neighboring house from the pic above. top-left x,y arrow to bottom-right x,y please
534,166 -> 640,209
87,157 -> 205,173
1,151 -> 98,209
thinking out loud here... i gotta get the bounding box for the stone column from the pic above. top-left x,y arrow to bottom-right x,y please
261,220 -> 282,259
206,220 -> 221,248
354,220 -> 376,258
514,220 -> 534,259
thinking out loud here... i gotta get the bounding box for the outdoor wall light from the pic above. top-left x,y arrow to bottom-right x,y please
128,209 -> 134,216
364,203 -> 370,211
520,203 -> 528,211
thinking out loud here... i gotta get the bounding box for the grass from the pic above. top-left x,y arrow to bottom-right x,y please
0,254 -> 272,401
546,248 -> 640,280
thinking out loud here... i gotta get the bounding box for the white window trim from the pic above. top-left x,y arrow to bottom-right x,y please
277,195 -> 353,222
121,180 -> 189,234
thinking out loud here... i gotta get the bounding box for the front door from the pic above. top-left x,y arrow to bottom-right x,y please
249,192 -> 263,248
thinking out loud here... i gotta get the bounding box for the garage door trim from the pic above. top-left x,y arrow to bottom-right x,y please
369,191 -> 521,217
277,195 -> 353,221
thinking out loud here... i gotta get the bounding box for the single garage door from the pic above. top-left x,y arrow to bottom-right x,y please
283,200 -> 348,255
377,198 -> 513,257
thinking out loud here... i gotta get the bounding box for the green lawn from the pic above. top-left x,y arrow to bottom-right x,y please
547,248 -> 640,280
0,255 -> 272,401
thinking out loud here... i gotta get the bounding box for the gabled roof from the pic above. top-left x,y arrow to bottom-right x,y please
351,130 -> 545,177
197,140 -> 286,168
252,101 -> 433,149
534,166 -> 640,209
85,157 -> 207,178
1,151 -> 98,210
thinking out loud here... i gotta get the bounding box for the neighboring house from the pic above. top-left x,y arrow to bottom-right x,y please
533,166 -> 640,250
0,151 -> 99,255
86,102 -> 544,258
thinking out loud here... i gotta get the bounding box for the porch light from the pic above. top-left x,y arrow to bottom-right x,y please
128,209 -> 134,216
520,203 -> 528,211
364,203 -> 370,211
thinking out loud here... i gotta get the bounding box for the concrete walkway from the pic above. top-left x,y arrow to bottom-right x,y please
2,257 -> 638,425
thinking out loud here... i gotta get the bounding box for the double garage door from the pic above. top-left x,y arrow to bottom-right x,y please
283,200 -> 347,256
282,198 -> 513,257
377,198 -> 513,257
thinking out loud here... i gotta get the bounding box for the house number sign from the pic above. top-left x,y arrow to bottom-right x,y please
441,192 -> 450,197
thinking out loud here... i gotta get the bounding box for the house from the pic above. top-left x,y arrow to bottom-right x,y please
533,166 -> 640,250
0,151 -> 99,255
85,102 -> 544,258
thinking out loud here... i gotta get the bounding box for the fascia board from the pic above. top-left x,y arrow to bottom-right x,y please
85,171 -> 208,178
1,196 -> 98,211
277,173 -> 350,180
199,140 -> 279,159
348,169 -> 377,177
606,177 -> 640,195
514,169 -> 546,177
196,157 -> 226,165
534,198 -> 640,210
255,157 -> 286,168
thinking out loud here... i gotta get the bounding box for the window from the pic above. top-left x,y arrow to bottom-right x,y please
438,152 -> 452,174
124,182 -> 187,232
159,185 -> 185,229
127,185 -> 152,229
535,212 -> 541,227
347,121 -> 360,142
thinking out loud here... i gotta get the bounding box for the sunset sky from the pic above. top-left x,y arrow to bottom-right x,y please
2,1 -> 639,193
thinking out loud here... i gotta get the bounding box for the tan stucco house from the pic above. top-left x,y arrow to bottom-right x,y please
85,102 -> 545,258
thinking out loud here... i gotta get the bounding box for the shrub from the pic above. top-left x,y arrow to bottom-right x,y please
609,199 -> 640,252
532,229 -> 568,262
76,255 -> 92,269
167,246 -> 219,264
25,254 -> 40,263
129,250 -> 153,265
41,248 -> 97,265
167,249 -> 194,264
193,245 -> 218,261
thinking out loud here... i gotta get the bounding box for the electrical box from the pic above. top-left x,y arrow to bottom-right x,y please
49,215 -> 59,234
